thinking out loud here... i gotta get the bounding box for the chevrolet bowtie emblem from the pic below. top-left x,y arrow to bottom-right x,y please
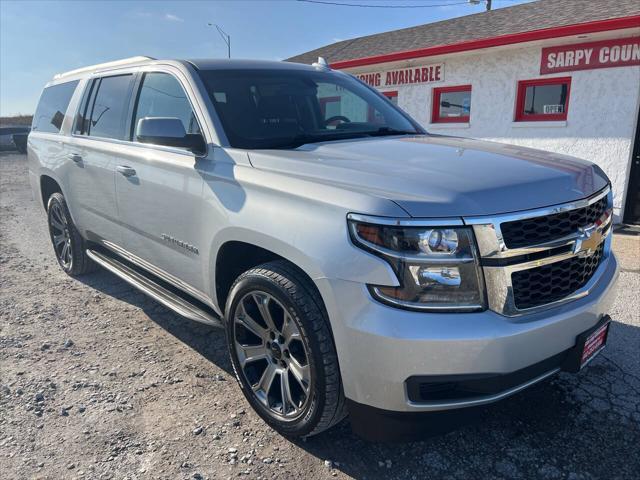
573,224 -> 604,258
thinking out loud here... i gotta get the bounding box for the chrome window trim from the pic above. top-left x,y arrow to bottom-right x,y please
463,187 -> 613,317
69,133 -> 203,158
68,63 -> 213,159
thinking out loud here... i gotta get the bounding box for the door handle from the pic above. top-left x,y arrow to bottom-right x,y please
116,165 -> 137,177
68,153 -> 83,163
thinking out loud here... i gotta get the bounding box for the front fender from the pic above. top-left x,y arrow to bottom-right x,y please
207,221 -> 399,308
199,158 -> 406,310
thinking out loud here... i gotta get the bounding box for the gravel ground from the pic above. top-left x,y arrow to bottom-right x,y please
1,151 -> 639,480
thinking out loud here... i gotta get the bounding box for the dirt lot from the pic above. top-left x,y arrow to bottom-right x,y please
1,152 -> 639,480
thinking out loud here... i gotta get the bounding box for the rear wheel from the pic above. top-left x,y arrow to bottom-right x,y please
47,192 -> 97,276
225,260 -> 346,437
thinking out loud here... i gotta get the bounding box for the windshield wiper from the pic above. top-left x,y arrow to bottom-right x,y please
366,127 -> 419,137
269,131 -> 370,149
263,127 -> 418,149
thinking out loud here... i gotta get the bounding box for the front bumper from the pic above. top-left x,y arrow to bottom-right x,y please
316,252 -> 619,413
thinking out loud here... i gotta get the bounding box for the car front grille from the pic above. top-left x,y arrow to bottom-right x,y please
511,243 -> 605,310
500,195 -> 608,249
467,188 -> 612,316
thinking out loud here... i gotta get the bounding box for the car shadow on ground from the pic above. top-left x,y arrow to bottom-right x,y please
77,268 -> 640,479
76,269 -> 233,375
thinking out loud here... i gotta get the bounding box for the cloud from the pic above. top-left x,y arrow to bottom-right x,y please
164,13 -> 184,22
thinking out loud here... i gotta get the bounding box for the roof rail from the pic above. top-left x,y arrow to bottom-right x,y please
53,56 -> 156,79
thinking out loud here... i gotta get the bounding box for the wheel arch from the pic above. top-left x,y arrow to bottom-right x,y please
210,229 -> 327,315
40,174 -> 63,210
38,171 -> 83,233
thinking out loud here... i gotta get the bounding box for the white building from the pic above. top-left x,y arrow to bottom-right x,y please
288,0 -> 640,224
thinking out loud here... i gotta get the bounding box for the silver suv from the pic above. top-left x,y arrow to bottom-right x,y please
28,56 -> 619,440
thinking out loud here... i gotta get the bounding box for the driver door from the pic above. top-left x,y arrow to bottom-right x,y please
114,70 -> 207,294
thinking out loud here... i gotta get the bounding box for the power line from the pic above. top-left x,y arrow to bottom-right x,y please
297,0 -> 471,8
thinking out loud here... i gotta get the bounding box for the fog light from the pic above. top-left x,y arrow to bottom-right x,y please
410,265 -> 461,287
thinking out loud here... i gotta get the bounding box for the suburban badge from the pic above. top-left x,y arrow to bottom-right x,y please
161,234 -> 199,255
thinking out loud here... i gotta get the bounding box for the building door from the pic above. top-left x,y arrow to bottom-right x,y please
624,107 -> 640,225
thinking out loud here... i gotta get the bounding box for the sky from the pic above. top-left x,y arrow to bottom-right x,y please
0,0 -> 533,116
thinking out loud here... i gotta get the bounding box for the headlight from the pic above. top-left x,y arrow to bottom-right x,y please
348,216 -> 486,312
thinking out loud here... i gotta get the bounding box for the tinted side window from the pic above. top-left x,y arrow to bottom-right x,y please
132,72 -> 201,141
32,80 -> 79,134
88,75 -> 133,140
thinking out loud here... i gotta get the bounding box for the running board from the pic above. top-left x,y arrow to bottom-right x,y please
86,249 -> 223,328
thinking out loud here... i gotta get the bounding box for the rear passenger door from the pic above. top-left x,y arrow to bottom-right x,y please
66,74 -> 135,242
113,69 -> 207,295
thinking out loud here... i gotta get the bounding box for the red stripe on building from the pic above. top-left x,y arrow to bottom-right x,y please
330,15 -> 640,69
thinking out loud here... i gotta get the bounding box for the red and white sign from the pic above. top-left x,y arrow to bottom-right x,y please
357,63 -> 444,88
541,37 -> 640,74
580,322 -> 609,368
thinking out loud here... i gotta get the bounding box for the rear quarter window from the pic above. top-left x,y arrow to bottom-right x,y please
32,80 -> 79,134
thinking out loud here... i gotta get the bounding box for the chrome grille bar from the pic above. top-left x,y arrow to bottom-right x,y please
464,187 -> 612,317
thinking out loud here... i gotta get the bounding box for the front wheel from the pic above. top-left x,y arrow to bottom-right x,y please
225,260 -> 346,437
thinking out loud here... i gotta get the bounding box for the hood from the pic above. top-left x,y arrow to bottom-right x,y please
247,135 -> 608,218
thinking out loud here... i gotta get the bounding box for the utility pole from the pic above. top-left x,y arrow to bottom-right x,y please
207,23 -> 231,58
486,0 -> 492,10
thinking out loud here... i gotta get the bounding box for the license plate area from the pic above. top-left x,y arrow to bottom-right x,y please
562,315 -> 611,373
579,322 -> 609,369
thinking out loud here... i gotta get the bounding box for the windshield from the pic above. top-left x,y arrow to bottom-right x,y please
198,68 -> 422,149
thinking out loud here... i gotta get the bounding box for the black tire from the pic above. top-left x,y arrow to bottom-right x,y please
225,260 -> 347,437
47,192 -> 97,276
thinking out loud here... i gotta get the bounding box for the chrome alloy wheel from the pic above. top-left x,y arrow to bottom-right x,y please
233,291 -> 311,419
49,202 -> 72,269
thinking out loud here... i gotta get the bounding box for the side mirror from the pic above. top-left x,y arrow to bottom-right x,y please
136,117 -> 206,154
